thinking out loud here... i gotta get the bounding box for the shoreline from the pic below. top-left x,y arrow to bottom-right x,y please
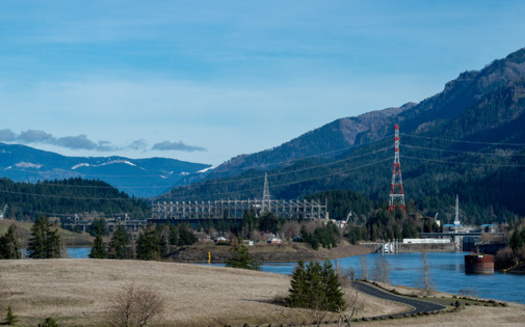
168,240 -> 373,263
2,259 -> 524,327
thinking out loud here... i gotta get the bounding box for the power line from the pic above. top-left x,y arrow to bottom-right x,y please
216,135 -> 392,173
179,145 -> 393,190
1,142 -> 393,194
163,157 -> 392,200
401,155 -> 525,168
402,144 -> 525,157
401,133 -> 525,147
0,188 -> 141,201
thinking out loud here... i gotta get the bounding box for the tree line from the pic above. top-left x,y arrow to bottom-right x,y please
0,177 -> 151,220
0,216 -> 64,259
88,219 -> 198,261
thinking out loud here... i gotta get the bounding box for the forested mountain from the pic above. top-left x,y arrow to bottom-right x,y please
210,103 -> 416,178
0,143 -> 211,198
0,177 -> 150,220
166,47 -> 525,225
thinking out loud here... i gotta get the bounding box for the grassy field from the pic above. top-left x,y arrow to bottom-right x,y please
0,259 -> 524,327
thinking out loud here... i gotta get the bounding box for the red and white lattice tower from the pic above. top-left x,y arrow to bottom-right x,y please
388,124 -> 406,212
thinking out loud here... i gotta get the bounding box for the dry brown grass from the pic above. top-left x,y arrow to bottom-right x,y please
0,259 -> 523,327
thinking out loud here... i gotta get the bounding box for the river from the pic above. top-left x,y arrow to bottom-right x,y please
258,252 -> 525,305
66,248 -> 524,304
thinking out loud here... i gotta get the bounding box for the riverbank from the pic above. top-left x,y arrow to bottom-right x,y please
1,259 -> 523,327
168,240 -> 372,263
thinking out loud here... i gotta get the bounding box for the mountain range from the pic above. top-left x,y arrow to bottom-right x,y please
2,47 -> 525,224
0,143 -> 211,198
167,47 -> 525,224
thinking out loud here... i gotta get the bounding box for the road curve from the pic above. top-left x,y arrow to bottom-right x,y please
350,280 -> 447,318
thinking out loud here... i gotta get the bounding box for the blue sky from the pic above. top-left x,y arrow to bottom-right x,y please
1,1 -> 524,165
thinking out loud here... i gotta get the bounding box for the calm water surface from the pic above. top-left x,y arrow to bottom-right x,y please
67,248 -> 524,304
259,252 -> 525,304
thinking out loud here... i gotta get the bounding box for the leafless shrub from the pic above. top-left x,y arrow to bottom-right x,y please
459,283 -> 478,297
359,256 -> 369,281
338,291 -> 359,327
371,256 -> 391,284
417,246 -> 434,295
106,283 -> 165,327
282,221 -> 301,239
338,266 -> 356,288
249,230 -> 264,242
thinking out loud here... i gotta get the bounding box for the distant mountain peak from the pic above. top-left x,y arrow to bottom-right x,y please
0,142 -> 211,198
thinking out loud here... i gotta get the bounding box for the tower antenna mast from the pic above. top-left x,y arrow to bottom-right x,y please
262,172 -> 271,212
388,125 -> 406,212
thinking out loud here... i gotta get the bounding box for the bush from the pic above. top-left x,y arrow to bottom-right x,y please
40,317 -> 60,327
225,242 -> 261,271
106,283 -> 165,327
286,261 -> 345,312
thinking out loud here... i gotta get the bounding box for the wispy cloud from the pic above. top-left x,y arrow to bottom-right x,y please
0,129 -> 114,151
152,141 -> 206,152
0,128 -> 205,154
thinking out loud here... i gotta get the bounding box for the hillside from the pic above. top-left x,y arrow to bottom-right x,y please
0,178 -> 151,220
1,259 -> 523,327
0,142 -> 211,198
166,47 -> 525,224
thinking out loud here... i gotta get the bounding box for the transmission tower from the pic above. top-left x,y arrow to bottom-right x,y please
388,124 -> 406,212
453,194 -> 460,225
262,172 -> 271,212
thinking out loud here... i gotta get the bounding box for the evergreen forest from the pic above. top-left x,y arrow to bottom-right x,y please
0,177 -> 151,220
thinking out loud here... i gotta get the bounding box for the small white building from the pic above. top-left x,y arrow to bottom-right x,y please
403,238 -> 451,244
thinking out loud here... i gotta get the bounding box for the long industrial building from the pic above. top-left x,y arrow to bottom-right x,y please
152,198 -> 328,220
152,174 -> 328,221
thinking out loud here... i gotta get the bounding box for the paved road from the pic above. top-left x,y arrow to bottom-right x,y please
350,281 -> 447,318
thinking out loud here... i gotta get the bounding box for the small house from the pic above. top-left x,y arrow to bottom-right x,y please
214,236 -> 228,243
267,237 -> 283,244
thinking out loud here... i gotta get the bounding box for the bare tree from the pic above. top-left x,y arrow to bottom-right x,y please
106,283 -> 165,327
371,256 -> 391,284
417,246 -> 434,295
359,255 -> 369,281
338,291 -> 359,327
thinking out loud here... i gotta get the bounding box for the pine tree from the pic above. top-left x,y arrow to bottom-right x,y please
4,306 -> 19,325
0,224 -> 21,259
89,232 -> 107,259
168,224 -> 178,246
177,224 -> 197,246
27,216 -> 62,259
286,261 -> 345,312
225,242 -> 261,271
286,261 -> 309,308
108,224 -> 129,259
321,261 -> 345,311
137,224 -> 162,260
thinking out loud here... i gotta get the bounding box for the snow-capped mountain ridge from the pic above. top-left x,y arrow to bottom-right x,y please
0,142 -> 211,198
